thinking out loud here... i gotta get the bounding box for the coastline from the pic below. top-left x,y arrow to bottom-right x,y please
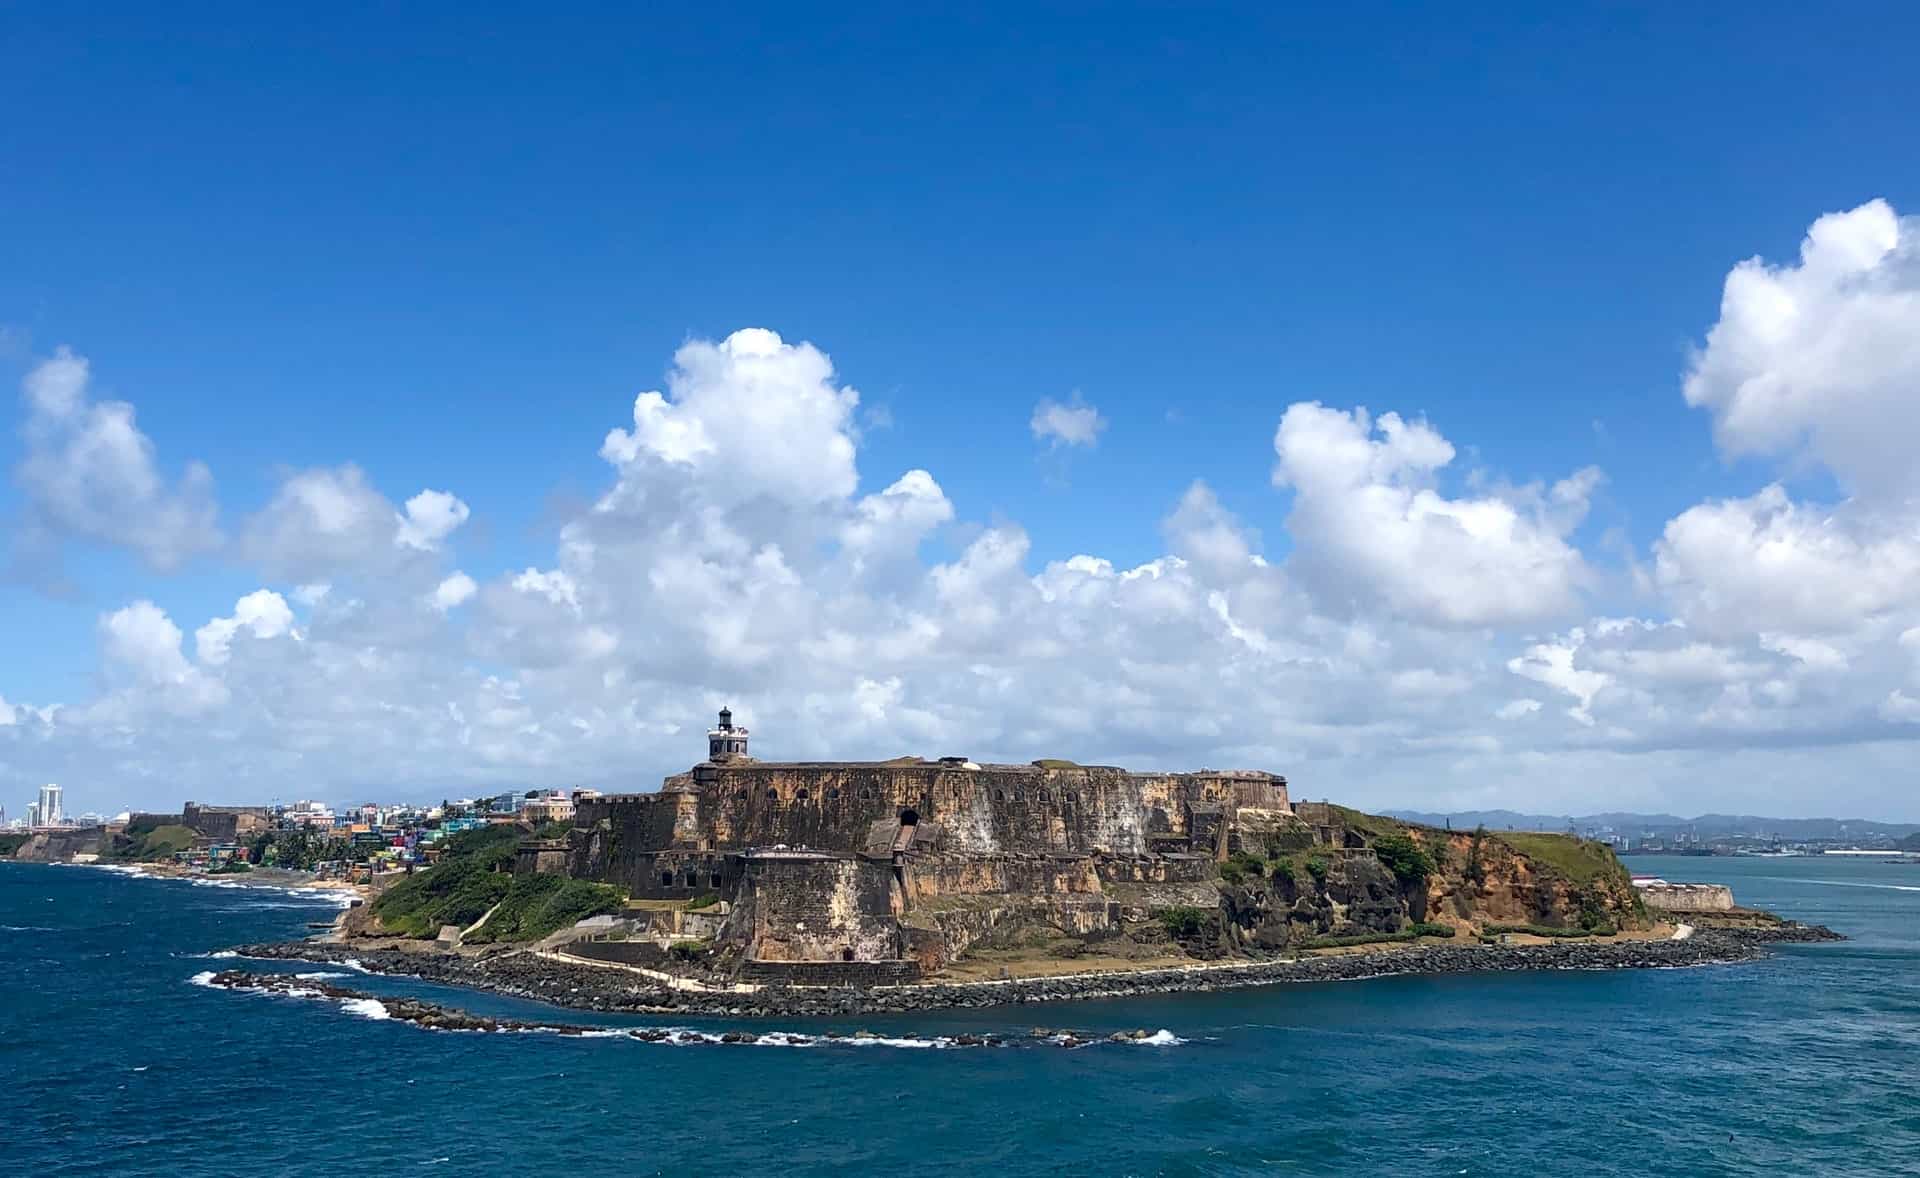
231,921 -> 1842,1018
67,859 -> 369,907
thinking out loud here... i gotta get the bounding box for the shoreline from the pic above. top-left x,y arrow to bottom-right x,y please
231,922 -> 1842,1018
66,859 -> 370,906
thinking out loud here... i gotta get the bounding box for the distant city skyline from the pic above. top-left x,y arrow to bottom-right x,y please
3,8 -> 1919,818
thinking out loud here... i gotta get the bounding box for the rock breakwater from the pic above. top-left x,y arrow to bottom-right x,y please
231,921 -> 1841,1018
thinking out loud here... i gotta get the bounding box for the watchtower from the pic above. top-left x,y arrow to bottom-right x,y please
707,707 -> 751,762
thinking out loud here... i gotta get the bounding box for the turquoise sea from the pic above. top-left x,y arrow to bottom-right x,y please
6,854 -> 1918,1176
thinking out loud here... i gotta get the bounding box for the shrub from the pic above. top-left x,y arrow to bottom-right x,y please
1305,855 -> 1330,881
1159,906 -> 1213,938
1371,833 -> 1436,885
1409,921 -> 1455,938
1296,929 -> 1420,950
1269,859 -> 1297,884
1483,923 -> 1598,939
1217,860 -> 1246,886
686,892 -> 720,910
1226,850 -> 1266,878
668,939 -> 710,961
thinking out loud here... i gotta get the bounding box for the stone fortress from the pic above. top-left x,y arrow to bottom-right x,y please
558,709 -> 1297,982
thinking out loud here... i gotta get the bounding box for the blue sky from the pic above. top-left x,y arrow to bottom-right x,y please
5,4 -> 1920,816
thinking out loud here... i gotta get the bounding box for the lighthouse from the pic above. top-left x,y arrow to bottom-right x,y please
707,707 -> 751,762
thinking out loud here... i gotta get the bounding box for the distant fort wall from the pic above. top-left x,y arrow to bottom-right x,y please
1638,882 -> 1736,913
181,802 -> 270,842
574,762 -> 1287,860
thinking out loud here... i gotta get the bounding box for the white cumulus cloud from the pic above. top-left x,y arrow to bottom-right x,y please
14,347 -> 221,570
1030,394 -> 1107,448
1273,403 -> 1596,628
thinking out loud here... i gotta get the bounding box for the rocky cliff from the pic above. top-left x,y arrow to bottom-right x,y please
1207,808 -> 1648,954
10,826 -> 107,863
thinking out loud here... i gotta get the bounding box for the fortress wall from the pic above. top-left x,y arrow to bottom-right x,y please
182,802 -> 270,841
1095,855 -> 1216,885
513,840 -> 571,875
1640,883 -> 1736,913
608,762 -> 1283,858
905,854 -> 1103,900
738,856 -> 901,963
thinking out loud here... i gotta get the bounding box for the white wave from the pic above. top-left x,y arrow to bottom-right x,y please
188,971 -> 218,987
1132,1029 -> 1185,1046
295,971 -> 348,980
1,924 -> 56,932
203,949 -> 240,959
340,997 -> 391,1021
839,1034 -> 945,1048
341,957 -> 369,973
1779,878 -> 1920,894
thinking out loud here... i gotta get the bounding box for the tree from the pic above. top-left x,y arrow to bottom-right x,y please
1372,833 -> 1436,885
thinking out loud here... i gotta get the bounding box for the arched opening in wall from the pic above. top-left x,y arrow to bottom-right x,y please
681,872 -> 697,889
899,808 -> 919,827
767,788 -> 779,803
1013,789 -> 1025,802
796,788 -> 810,802
841,947 -> 855,962
828,788 -> 841,801
859,787 -> 873,800
1038,788 -> 1049,803
735,791 -> 748,803
1067,791 -> 1080,806
710,873 -> 723,888
994,790 -> 1006,802
660,871 -> 674,888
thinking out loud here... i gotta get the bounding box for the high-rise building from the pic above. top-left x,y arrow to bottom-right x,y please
37,784 -> 63,827
27,802 -> 42,828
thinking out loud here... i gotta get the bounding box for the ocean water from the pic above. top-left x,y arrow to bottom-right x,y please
6,855 -> 1919,1177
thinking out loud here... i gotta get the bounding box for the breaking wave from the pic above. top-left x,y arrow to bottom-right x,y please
188,971 -> 1187,1050
81,863 -> 359,908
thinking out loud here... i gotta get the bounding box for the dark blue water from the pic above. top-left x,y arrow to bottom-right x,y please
7,856 -> 1918,1176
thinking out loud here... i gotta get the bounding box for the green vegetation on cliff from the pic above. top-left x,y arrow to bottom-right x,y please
371,825 -> 622,942
466,874 -> 625,944
1488,831 -> 1620,886
104,822 -> 196,862
0,832 -> 28,856
1370,833 -> 1436,884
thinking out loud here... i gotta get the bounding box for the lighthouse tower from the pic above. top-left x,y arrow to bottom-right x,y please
707,707 -> 751,762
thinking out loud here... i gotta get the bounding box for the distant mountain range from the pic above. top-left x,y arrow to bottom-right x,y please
1383,810 -> 1920,841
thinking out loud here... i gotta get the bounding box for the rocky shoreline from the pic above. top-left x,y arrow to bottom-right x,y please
230,921 -> 1842,1019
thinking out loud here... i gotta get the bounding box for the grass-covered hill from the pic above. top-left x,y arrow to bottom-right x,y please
103,819 -> 198,862
370,825 -> 625,944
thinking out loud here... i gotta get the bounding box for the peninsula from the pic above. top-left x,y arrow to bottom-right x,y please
219,711 -> 1838,1015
